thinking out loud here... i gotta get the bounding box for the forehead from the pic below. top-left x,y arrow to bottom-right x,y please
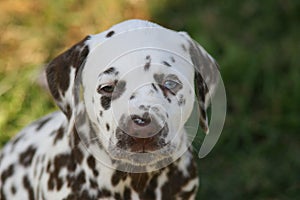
98,49 -> 194,82
82,27 -> 195,92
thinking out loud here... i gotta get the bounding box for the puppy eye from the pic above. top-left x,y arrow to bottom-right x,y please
163,80 -> 179,90
97,84 -> 115,95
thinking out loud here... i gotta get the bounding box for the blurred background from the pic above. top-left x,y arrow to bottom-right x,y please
0,0 -> 299,199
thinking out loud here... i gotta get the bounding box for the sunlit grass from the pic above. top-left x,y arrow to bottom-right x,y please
0,0 -> 153,145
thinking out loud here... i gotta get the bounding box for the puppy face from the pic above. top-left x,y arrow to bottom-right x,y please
46,20 -> 219,170
84,49 -> 195,166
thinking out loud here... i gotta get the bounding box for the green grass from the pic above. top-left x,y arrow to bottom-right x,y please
150,0 -> 300,199
1,0 -> 299,199
0,66 -> 52,146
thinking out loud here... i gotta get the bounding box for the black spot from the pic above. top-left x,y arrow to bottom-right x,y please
35,116 -> 52,131
106,123 -> 110,131
114,193 -> 122,200
103,67 -> 116,74
130,95 -> 135,100
151,83 -> 158,91
11,185 -> 16,194
98,188 -> 112,198
87,155 -> 95,169
106,30 -> 115,38
89,179 -> 98,189
167,98 -> 171,103
0,188 -> 6,200
1,164 -> 14,183
100,111 -> 103,117
144,55 -> 151,71
181,44 -> 187,52
71,147 -> 84,164
171,56 -> 176,63
64,194 -> 76,200
11,134 -> 24,146
72,128 -> 81,146
124,187 -> 131,199
64,189 -> 93,200
46,161 -> 51,172
162,61 -> 171,67
87,155 -> 99,177
19,146 -> 36,167
23,176 -> 34,200
65,104 -> 72,120
100,96 -> 111,110
111,171 -> 127,186
53,126 -> 64,145
144,62 -> 151,71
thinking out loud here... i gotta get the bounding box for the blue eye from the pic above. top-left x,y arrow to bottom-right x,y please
163,80 -> 179,90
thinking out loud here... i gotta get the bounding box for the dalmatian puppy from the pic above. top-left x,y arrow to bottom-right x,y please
0,19 -> 219,200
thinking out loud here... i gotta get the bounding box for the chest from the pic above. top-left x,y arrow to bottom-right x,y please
39,148 -> 198,200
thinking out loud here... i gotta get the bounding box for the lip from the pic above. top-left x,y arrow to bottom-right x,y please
107,140 -> 173,166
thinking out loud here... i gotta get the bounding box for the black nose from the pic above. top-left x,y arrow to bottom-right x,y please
131,113 -> 151,126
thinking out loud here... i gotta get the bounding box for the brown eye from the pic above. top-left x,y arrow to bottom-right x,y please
97,84 -> 115,95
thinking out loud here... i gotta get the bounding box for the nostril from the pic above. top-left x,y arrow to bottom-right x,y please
131,114 -> 151,126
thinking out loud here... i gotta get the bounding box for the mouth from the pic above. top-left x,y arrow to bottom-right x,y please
107,125 -> 174,167
114,124 -> 169,152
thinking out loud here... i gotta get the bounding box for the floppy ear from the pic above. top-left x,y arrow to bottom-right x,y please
180,32 -> 220,134
46,36 -> 90,119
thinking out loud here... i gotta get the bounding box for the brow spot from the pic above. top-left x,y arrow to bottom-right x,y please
162,61 -> 171,67
106,123 -> 110,131
103,67 -> 116,75
106,31 -> 115,38
170,56 -> 176,63
144,55 -> 151,71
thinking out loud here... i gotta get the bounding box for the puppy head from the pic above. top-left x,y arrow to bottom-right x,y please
46,20 -> 219,171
